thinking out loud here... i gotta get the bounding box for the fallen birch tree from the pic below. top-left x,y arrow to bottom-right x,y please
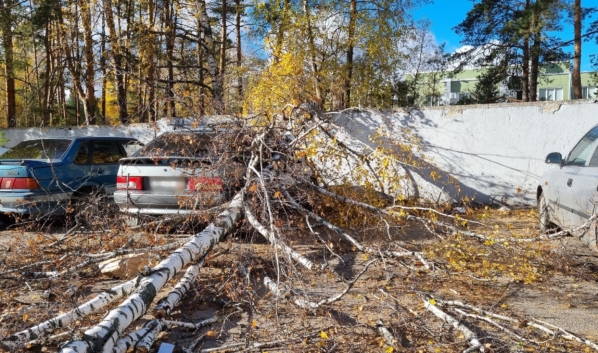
2,109 -> 598,353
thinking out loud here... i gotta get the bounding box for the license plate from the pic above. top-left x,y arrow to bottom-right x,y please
148,179 -> 186,190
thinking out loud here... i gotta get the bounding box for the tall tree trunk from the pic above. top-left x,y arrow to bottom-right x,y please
197,19 -> 205,116
103,0 -> 129,124
197,0 -> 224,113
521,0 -> 531,102
81,0 -> 96,124
220,0 -> 227,74
529,3 -> 541,102
164,0 -> 176,118
43,21 -> 52,125
522,39 -> 530,102
273,0 -> 291,63
572,0 -> 582,99
60,2 -> 91,125
28,0 -> 42,126
235,0 -> 242,108
304,0 -> 323,108
344,0 -> 357,109
100,12 -> 107,123
146,0 -> 157,122
0,0 -> 17,127
218,0 -> 227,113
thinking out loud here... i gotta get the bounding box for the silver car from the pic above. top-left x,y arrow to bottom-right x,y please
538,124 -> 598,248
114,130 -> 245,223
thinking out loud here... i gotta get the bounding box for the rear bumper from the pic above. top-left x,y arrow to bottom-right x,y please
114,190 -> 226,215
0,191 -> 71,215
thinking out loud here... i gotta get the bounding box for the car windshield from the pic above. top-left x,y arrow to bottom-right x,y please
0,139 -> 73,160
135,133 -> 211,158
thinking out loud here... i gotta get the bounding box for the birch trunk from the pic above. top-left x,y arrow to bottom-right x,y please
422,298 -> 483,352
1,279 -> 138,349
110,320 -> 164,353
153,262 -> 203,318
244,204 -> 314,270
59,191 -> 245,353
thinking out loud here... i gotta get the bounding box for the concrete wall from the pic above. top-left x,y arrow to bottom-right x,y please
1,103 -> 596,206
332,100 -> 598,206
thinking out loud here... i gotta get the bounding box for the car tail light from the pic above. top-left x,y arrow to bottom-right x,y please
1,177 -> 40,190
188,177 -> 224,192
12,178 -> 40,190
117,176 -> 144,190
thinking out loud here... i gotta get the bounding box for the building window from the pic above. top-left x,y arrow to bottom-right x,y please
539,88 -> 563,101
582,86 -> 597,99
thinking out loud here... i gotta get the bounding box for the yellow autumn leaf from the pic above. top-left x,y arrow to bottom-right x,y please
23,313 -> 28,321
320,331 -> 329,339
429,299 -> 436,305
252,320 -> 258,328
248,183 -> 257,192
384,346 -> 394,353
206,330 -> 216,337
274,191 -> 281,198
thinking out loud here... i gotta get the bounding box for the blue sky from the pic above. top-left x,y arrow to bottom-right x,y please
413,0 -> 598,72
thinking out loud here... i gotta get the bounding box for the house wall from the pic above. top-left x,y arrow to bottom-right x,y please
331,100 -> 598,206
406,61 -> 597,104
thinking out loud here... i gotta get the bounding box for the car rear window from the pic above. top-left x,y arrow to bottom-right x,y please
135,133 -> 211,158
0,139 -> 73,160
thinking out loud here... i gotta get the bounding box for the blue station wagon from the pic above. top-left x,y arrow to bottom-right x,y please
0,136 -> 141,217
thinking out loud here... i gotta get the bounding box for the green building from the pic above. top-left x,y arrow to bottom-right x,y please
406,62 -> 597,106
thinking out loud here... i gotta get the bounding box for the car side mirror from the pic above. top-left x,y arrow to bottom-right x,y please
545,152 -> 563,165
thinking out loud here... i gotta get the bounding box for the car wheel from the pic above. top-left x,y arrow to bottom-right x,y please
67,188 -> 107,227
538,192 -> 551,232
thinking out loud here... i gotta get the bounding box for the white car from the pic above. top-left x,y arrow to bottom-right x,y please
538,124 -> 598,249
114,129 -> 246,224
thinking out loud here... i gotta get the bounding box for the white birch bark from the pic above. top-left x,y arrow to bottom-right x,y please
131,320 -> 165,353
153,261 -> 203,318
1,278 -> 138,349
110,320 -> 161,353
244,204 -> 314,270
422,299 -> 484,352
58,191 -> 245,353
376,319 -> 399,349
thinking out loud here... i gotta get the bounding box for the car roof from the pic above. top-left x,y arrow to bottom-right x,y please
20,136 -> 138,142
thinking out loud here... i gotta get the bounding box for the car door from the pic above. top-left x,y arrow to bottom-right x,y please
569,133 -> 598,228
59,140 -> 92,195
90,140 -> 126,194
554,126 -> 598,228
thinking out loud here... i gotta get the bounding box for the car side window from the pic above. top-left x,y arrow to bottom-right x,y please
74,142 -> 90,165
92,141 -> 124,164
567,126 -> 598,166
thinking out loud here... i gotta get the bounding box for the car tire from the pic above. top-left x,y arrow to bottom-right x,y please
538,192 -> 551,232
67,187 -> 108,226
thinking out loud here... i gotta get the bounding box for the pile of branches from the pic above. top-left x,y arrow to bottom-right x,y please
0,108 -> 597,353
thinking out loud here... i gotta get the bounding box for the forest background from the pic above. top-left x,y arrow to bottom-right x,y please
0,0 -> 597,127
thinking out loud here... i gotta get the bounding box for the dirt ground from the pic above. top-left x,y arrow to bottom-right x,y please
0,208 -> 597,353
